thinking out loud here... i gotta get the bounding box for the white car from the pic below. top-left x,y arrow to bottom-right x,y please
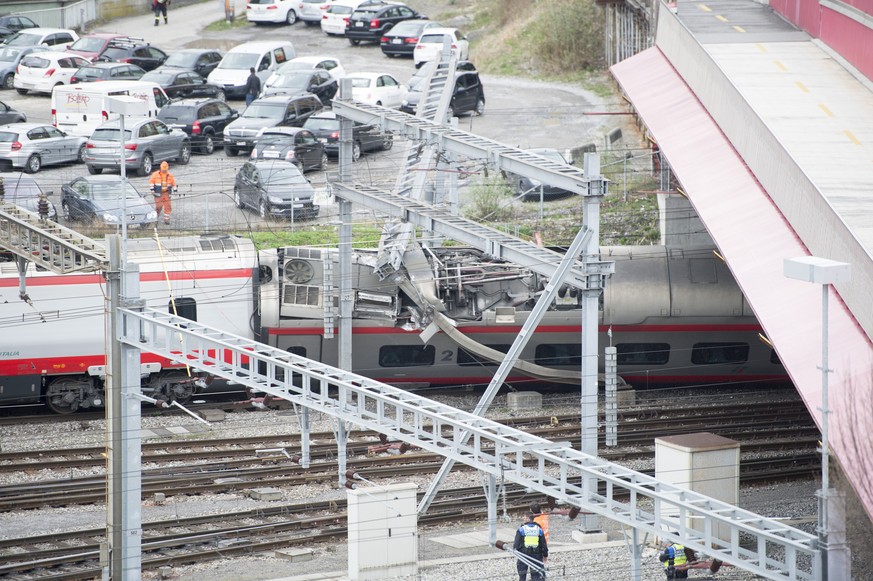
247,0 -> 303,25
267,55 -> 346,86
347,72 -> 407,108
299,0 -> 332,25
13,51 -> 90,95
321,0 -> 366,36
413,27 -> 470,68
4,27 -> 79,49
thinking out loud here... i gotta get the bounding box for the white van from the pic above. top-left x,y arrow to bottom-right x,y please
207,41 -> 295,100
51,81 -> 170,137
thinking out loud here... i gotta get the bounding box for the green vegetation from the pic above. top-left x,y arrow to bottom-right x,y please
247,225 -> 385,250
206,14 -> 249,31
461,174 -> 517,223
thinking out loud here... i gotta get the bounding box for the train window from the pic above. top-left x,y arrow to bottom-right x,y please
172,297 -> 197,321
379,345 -> 435,367
457,345 -> 511,367
691,342 -> 749,365
535,343 -> 581,367
616,343 -> 670,365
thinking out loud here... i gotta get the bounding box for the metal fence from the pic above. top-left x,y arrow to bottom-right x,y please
13,0 -> 99,31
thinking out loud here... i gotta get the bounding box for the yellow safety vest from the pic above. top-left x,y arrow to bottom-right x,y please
664,544 -> 687,568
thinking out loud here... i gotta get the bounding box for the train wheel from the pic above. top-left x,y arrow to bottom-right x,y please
146,371 -> 196,405
45,377 -> 102,414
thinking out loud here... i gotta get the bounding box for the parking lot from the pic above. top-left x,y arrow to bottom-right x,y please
0,2 -> 612,232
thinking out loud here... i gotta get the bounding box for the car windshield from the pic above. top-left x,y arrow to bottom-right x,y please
352,7 -> 380,18
99,47 -> 129,60
419,33 -> 449,44
142,71 -> 174,84
259,134 -> 293,146
242,103 -> 285,119
277,61 -> 312,73
6,33 -> 41,46
219,52 -> 259,70
1,179 -> 41,199
69,37 -> 107,52
532,150 -> 567,164
390,21 -> 425,35
262,166 -> 308,185
0,47 -> 22,62
89,181 -> 142,200
0,131 -> 19,142
75,67 -> 106,79
272,74 -> 309,90
164,52 -> 199,68
303,117 -> 337,132
327,5 -> 353,14
349,77 -> 371,88
91,128 -> 133,141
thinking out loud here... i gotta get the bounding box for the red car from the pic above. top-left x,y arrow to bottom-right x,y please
65,33 -> 130,60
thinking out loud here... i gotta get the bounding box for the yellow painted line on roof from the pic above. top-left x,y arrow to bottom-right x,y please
698,4 -> 713,11
716,14 -> 728,22
773,60 -> 788,71
844,130 -> 861,145
795,81 -> 809,93
819,104 -> 834,117
756,43 -> 767,53
733,25 -> 746,32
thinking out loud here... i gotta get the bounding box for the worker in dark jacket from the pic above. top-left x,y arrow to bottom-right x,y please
245,68 -> 261,106
513,511 -> 548,581
659,541 -> 690,579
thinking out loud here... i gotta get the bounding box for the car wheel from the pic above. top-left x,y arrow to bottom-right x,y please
62,202 -> 72,222
87,165 -> 102,175
349,39 -> 361,46
200,133 -> 215,155
319,152 -> 328,170
226,145 -> 238,157
375,101 -> 382,106
24,154 -> 41,174
258,199 -> 270,219
15,88 -> 27,95
286,9 -> 297,25
76,143 -> 86,163
475,98 -> 485,116
352,141 -> 361,162
2,74 -> 13,90
382,135 -> 393,151
177,142 -> 191,165
233,186 -> 244,209
138,153 -> 153,177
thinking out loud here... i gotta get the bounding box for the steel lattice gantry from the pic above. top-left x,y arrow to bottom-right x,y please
119,308 -> 820,580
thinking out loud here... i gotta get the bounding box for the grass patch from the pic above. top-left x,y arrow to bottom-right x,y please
205,14 -> 249,31
245,225 -> 384,250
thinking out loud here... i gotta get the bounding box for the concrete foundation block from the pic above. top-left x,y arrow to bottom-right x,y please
571,531 -> 609,544
198,409 -> 226,422
275,548 -> 315,562
153,493 -> 166,504
159,566 -> 173,579
248,487 -> 283,501
507,391 -> 543,411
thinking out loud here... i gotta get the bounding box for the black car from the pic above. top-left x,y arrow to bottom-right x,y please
161,48 -> 224,78
261,70 -> 337,105
251,127 -> 327,173
234,160 -> 319,220
0,99 -> 25,124
303,111 -> 392,161
61,175 -> 157,228
157,98 -> 238,154
224,93 -> 324,156
503,148 -> 576,201
95,39 -> 168,72
380,19 -> 439,58
406,59 -> 476,91
0,15 -> 38,42
400,69 -> 485,118
346,1 -> 425,45
142,68 -> 225,100
70,62 -> 145,83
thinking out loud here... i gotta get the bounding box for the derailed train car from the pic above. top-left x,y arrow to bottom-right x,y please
0,234 -> 787,413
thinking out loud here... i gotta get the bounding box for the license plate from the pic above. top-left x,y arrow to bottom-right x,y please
292,203 -> 304,208
392,38 -> 402,44
263,151 -> 280,158
236,141 -> 247,146
356,21 -> 365,27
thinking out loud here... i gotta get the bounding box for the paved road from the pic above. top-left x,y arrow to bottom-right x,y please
0,1 -> 614,233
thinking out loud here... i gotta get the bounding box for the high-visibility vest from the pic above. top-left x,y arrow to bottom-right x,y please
520,523 -> 542,551
664,544 -> 687,568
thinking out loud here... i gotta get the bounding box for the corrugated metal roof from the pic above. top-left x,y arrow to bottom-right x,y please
612,46 -> 873,518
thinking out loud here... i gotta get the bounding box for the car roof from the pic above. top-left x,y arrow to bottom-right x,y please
289,55 -> 338,64
228,41 -> 294,52
17,27 -> 76,35
73,174 -> 128,183
348,72 -> 393,80
255,94 -> 316,104
0,122 -> 47,131
419,27 -> 460,37
171,48 -> 220,54
22,50 -> 78,60
162,97 -> 223,106
81,61 -> 136,69
250,159 -> 300,169
95,117 -> 154,130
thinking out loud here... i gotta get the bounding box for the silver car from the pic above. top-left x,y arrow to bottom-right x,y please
0,45 -> 48,90
84,118 -> 191,177
0,123 -> 87,173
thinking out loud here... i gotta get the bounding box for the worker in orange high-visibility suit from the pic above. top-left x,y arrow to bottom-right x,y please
148,161 -> 176,224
